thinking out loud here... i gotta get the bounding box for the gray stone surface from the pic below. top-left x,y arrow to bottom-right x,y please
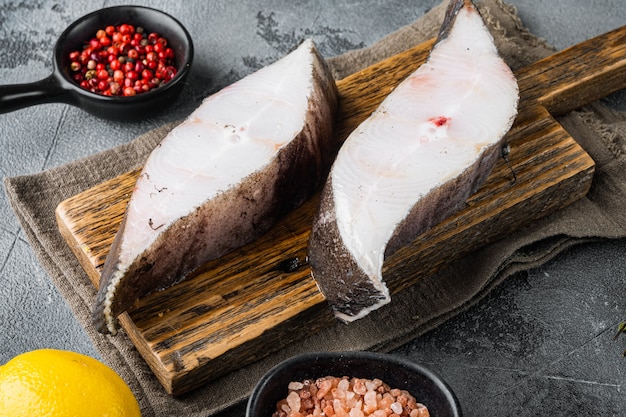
0,1 -> 624,416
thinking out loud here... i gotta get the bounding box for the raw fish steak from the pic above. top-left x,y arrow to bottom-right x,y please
93,39 -> 338,335
308,0 -> 519,322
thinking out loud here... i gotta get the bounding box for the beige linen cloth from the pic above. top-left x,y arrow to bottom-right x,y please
5,0 -> 626,415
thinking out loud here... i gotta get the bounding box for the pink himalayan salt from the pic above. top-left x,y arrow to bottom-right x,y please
271,376 -> 430,417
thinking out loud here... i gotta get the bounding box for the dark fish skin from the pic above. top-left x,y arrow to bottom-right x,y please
308,0 -> 518,322
437,0 -> 474,44
309,175 -> 391,320
92,42 -> 339,335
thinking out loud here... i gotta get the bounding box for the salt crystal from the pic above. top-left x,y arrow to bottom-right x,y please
287,391 -> 301,413
338,378 -> 350,391
363,390 -> 377,414
345,391 -> 355,402
352,378 -> 366,395
349,407 -> 364,417
333,388 -> 346,399
334,399 -> 349,417
317,379 -> 332,399
390,401 -> 403,414
379,394 -> 393,409
289,381 -> 304,390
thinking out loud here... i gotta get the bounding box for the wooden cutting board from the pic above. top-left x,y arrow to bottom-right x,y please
56,25 -> 626,396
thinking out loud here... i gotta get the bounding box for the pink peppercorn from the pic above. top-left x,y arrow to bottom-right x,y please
68,23 -> 176,96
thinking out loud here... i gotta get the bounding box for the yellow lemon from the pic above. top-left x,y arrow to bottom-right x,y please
0,348 -> 141,417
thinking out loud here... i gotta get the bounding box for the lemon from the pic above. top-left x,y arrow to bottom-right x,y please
0,349 -> 141,417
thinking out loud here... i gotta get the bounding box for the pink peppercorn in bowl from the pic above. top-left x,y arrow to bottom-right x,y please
0,5 -> 193,121
246,351 -> 462,417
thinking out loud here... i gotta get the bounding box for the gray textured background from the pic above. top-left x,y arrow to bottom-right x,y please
1,1 -> 625,416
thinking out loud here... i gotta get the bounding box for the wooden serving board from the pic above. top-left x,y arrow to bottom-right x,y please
56,25 -> 626,396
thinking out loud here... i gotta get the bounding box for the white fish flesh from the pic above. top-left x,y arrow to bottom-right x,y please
308,0 -> 519,322
93,39 -> 338,335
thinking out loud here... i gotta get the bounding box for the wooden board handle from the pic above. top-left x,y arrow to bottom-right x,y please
518,25 -> 626,116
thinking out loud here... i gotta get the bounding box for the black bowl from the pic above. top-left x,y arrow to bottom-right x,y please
0,5 -> 193,121
246,351 -> 462,417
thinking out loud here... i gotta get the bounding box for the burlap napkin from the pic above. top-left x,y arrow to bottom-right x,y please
4,0 -> 626,416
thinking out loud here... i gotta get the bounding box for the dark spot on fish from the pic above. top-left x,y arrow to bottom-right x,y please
148,218 -> 165,230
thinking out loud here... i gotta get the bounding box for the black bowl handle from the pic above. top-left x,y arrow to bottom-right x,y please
0,74 -> 74,114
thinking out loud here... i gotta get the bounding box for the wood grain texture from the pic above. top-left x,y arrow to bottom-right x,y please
55,25 -> 626,395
